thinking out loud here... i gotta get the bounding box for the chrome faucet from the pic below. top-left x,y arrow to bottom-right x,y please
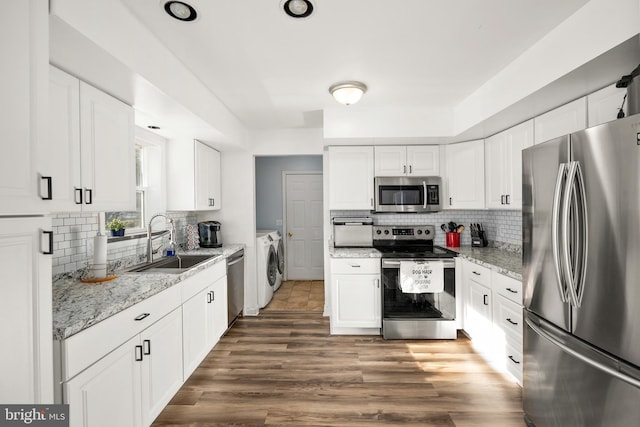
147,213 -> 175,263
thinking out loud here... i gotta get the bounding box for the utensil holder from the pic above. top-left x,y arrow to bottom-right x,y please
446,232 -> 460,248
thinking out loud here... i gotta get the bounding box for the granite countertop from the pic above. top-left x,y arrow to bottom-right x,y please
329,244 -> 522,280
329,246 -> 382,258
52,244 -> 244,341
450,246 -> 522,280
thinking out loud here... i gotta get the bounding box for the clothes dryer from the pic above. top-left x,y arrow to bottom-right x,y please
256,232 -> 277,308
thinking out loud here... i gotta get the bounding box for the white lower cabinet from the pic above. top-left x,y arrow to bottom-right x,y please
140,308 -> 184,426
461,258 -> 523,385
330,258 -> 381,333
66,309 -> 183,427
66,335 -> 143,427
59,261 -> 228,427
182,274 -> 228,379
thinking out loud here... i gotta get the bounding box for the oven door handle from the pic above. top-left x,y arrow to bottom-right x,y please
382,259 -> 455,269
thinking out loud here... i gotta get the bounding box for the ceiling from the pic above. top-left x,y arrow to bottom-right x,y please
120,0 -> 589,132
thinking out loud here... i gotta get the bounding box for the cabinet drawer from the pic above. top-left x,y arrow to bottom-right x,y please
493,295 -> 523,339
181,260 -> 226,302
463,260 -> 491,287
61,284 -> 181,381
331,258 -> 380,275
493,272 -> 522,304
504,338 -> 523,384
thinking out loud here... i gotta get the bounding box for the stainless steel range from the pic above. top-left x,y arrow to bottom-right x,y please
373,225 -> 458,339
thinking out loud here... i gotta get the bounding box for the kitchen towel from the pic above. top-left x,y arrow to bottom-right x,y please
399,260 -> 444,293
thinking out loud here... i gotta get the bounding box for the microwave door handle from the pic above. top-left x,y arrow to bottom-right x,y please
422,181 -> 427,209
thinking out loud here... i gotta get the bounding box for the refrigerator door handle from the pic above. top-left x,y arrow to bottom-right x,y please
551,163 -> 568,303
573,161 -> 588,306
561,161 -> 580,308
526,314 -> 640,390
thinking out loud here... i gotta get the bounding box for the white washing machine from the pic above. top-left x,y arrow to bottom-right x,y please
256,232 -> 278,308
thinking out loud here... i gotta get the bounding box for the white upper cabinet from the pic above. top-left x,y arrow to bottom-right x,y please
328,146 -> 374,210
485,120 -> 533,209
80,82 -> 136,212
444,140 -> 485,209
47,66 -> 135,212
0,0 -> 48,214
534,97 -> 587,145
374,146 -> 439,177
167,139 -> 221,211
587,84 -> 627,127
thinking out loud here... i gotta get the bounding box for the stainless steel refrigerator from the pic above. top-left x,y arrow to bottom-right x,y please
522,114 -> 640,427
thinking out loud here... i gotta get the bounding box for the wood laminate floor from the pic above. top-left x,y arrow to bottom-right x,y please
152,312 -> 525,426
263,280 -> 325,312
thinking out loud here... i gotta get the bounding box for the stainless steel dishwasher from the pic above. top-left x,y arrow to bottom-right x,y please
226,249 -> 244,326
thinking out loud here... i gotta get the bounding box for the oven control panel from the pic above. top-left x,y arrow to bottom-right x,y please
372,225 -> 435,241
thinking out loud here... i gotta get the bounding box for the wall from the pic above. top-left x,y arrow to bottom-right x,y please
255,155 -> 323,235
51,211 -> 197,281
330,210 -> 522,253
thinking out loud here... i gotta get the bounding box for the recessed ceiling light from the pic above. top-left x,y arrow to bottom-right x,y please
329,81 -> 367,106
282,0 -> 314,19
164,1 -> 197,22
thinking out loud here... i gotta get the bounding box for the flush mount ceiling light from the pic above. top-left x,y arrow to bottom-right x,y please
164,1 -> 198,22
282,0 -> 314,19
329,81 -> 368,106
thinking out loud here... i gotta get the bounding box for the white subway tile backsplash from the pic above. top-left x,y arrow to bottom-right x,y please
331,209 -> 522,252
52,211 -> 198,282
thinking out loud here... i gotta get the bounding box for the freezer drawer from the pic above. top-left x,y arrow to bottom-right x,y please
524,312 -> 640,427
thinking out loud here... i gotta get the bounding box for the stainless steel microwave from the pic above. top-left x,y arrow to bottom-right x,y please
374,176 -> 442,213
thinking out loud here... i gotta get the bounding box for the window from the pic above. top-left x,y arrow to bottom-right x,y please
105,128 -> 166,234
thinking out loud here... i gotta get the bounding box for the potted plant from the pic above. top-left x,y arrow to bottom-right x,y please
106,218 -> 128,237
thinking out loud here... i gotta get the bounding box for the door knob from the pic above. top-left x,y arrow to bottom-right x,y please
287,232 -> 293,237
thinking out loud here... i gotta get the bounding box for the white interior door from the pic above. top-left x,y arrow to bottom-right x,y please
285,173 -> 323,280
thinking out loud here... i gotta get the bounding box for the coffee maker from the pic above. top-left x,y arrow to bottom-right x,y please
197,221 -> 222,248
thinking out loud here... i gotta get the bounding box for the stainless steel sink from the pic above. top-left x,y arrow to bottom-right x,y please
128,254 -> 216,274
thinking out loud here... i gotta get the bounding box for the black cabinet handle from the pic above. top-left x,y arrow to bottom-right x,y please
501,195 -> 505,205
403,165 -> 407,174
472,271 -> 481,276
134,313 -> 150,321
42,231 -> 54,255
84,188 -> 92,205
211,290 -> 215,301
207,291 -> 213,304
449,197 -> 452,205
483,295 -> 489,306
40,176 -> 52,200
409,165 -> 412,174
143,339 -> 151,355
74,188 -> 83,204
506,318 -> 518,326
506,194 -> 510,205
135,345 -> 143,361
508,355 -> 521,365
505,287 -> 518,294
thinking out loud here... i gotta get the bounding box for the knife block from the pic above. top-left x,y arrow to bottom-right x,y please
471,230 -> 488,247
